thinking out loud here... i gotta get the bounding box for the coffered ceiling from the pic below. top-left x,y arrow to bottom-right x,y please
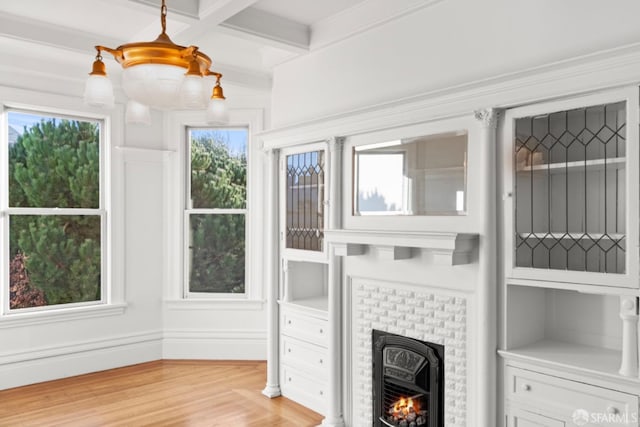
0,0 -> 431,90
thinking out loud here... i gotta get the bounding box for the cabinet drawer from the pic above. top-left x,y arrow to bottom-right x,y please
508,406 -> 566,426
281,364 -> 327,415
282,335 -> 328,375
506,366 -> 639,423
282,310 -> 328,347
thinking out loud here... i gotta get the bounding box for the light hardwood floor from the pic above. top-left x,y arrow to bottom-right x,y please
0,360 -> 323,427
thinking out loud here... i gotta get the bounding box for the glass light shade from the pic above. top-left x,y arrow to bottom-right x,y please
180,75 -> 205,109
125,100 -> 151,126
206,98 -> 229,125
122,64 -> 185,110
84,74 -> 115,108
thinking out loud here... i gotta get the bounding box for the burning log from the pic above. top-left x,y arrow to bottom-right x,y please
384,395 -> 428,426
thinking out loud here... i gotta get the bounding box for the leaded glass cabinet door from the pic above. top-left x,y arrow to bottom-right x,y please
281,144 -> 327,259
502,88 -> 639,288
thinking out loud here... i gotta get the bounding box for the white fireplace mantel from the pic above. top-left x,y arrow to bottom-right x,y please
324,229 -> 479,265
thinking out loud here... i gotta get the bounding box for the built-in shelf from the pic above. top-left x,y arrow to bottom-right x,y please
516,157 -> 625,173
499,340 -> 640,387
507,278 -> 640,297
325,229 -> 478,265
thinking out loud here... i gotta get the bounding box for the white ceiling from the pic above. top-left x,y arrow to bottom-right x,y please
0,0 -> 423,90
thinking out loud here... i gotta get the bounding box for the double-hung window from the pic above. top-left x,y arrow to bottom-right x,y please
185,127 -> 248,296
2,109 -> 105,313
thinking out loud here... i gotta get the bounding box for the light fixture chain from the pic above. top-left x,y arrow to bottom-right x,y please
161,0 -> 167,34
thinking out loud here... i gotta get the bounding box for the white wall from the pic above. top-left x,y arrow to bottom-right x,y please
0,81 -> 165,389
271,0 -> 640,127
0,44 -> 271,389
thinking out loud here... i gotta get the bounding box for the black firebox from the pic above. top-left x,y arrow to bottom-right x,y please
372,330 -> 444,427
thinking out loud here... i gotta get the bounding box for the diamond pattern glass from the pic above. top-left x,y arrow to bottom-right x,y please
514,101 -> 626,273
286,151 -> 325,251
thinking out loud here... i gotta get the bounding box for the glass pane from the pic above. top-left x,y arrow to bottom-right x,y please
354,132 -> 467,215
9,215 -> 101,309
514,101 -> 625,273
189,128 -> 247,209
189,214 -> 245,293
286,151 -> 325,251
8,111 -> 100,208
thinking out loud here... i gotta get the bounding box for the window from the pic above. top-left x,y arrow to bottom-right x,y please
3,109 -> 105,313
185,127 -> 248,295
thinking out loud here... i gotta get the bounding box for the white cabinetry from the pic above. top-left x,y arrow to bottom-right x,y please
500,88 -> 640,426
277,142 -> 332,414
279,304 -> 328,414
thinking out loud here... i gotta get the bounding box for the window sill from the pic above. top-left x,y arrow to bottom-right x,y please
0,303 -> 127,329
164,299 -> 265,311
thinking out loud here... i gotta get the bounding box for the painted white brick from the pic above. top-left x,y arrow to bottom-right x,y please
351,281 -> 467,427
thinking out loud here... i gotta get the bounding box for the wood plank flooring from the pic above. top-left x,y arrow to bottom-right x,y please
0,360 -> 323,427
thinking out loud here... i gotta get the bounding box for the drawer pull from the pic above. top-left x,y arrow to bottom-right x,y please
287,320 -> 292,325
288,377 -> 292,382
319,390 -> 324,396
319,328 -> 324,334
607,406 -> 620,415
319,359 -> 323,364
521,384 -> 531,392
287,348 -> 291,353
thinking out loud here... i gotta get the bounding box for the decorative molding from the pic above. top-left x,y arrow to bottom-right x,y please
259,42 -> 640,149
333,242 -> 365,257
377,245 -> 412,261
325,230 -> 478,265
0,332 -> 162,391
0,303 -> 127,329
474,108 -> 499,129
0,329 -> 161,365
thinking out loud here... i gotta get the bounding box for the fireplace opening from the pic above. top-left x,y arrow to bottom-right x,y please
373,330 -> 444,427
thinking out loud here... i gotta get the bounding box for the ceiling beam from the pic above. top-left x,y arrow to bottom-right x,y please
219,7 -> 309,53
170,0 -> 260,45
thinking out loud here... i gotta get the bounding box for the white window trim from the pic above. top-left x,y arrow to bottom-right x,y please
164,109 -> 264,303
0,87 -> 125,325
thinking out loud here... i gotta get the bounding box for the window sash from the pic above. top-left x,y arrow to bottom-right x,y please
183,210 -> 247,297
184,127 -> 249,298
2,108 -> 107,315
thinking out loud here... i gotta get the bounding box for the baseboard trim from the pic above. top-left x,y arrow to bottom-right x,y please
0,331 -> 163,390
162,329 -> 267,360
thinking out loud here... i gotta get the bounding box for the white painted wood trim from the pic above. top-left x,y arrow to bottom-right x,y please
0,303 -> 127,329
325,229 -> 478,265
474,108 -> 499,427
263,147 -> 281,398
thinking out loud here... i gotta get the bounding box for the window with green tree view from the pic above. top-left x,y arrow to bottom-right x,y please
4,110 -> 104,311
186,128 -> 247,295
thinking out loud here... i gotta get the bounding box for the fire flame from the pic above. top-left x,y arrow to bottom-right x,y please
391,396 -> 419,417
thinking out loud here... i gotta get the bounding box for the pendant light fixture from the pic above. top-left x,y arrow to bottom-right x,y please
83,0 -> 228,125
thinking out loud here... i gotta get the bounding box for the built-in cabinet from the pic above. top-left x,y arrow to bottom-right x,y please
278,143 -> 331,414
500,88 -> 640,426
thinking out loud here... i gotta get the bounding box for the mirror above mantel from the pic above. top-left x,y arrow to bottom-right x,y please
353,131 -> 468,216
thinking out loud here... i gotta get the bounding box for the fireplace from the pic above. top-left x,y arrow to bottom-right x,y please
372,330 -> 444,427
